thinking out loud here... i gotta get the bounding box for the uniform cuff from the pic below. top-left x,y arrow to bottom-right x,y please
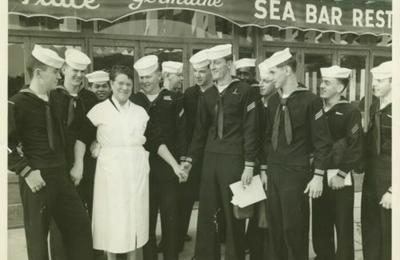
314,169 -> 324,177
19,165 -> 33,178
245,161 -> 255,168
337,170 -> 348,179
184,157 -> 193,164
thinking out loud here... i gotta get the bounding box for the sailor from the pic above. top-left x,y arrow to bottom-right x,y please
184,44 -> 260,260
177,49 -> 213,252
49,48 -> 98,260
8,45 -> 93,260
235,58 -> 258,87
260,48 -> 332,260
361,61 -> 392,260
312,65 -> 363,260
132,55 -> 187,260
86,70 -> 112,101
246,59 -> 277,260
162,61 -> 184,94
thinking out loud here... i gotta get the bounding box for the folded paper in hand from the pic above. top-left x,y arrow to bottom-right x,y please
327,169 -> 352,186
230,175 -> 267,208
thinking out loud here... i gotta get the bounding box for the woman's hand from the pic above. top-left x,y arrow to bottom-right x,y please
173,164 -> 188,183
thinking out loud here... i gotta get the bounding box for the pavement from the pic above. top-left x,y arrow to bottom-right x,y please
8,192 -> 364,260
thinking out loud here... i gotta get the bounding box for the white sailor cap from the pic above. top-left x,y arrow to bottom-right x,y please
134,55 -> 159,77
190,49 -> 210,69
265,48 -> 292,68
32,45 -> 65,69
235,58 -> 256,70
162,61 -> 183,74
371,61 -> 392,80
86,71 -> 109,83
320,65 -> 352,79
258,59 -> 274,77
207,44 -> 232,60
65,49 -> 91,70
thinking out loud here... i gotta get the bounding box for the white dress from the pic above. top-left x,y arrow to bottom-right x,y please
87,98 -> 150,253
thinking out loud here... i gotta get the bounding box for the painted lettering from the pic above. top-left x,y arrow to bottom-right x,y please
22,0 -> 99,9
254,0 -> 267,19
129,0 -> 223,10
282,1 -> 295,21
365,9 -> 374,27
331,7 -> 342,26
318,6 -> 330,25
270,0 -> 280,20
353,9 -> 363,27
306,4 -> 317,23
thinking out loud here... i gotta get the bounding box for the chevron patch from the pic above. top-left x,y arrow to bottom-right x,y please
247,102 -> 256,112
163,96 -> 172,101
179,109 -> 184,118
351,124 -> 359,135
315,109 -> 323,120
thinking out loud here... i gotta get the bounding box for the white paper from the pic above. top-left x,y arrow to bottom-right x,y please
229,175 -> 267,208
327,169 -> 352,186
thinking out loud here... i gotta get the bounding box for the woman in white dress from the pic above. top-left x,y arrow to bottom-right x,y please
70,65 -> 186,260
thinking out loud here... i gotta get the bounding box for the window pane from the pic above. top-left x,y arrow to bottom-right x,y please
304,53 -> 333,94
94,11 -> 232,39
144,47 -> 183,63
9,15 -> 81,32
8,43 -> 26,98
92,46 -> 135,72
339,55 -> 367,103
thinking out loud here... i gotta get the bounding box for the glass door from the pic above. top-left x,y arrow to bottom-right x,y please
338,50 -> 370,129
89,39 -> 138,91
302,49 -> 336,95
140,42 -> 187,91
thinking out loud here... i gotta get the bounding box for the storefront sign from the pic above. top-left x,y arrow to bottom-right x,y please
9,0 -> 392,35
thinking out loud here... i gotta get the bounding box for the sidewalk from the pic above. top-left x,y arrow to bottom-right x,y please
8,194 -> 363,260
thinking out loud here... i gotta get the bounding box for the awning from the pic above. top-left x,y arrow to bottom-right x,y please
9,0 -> 392,35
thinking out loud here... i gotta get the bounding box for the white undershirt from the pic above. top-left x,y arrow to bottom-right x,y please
146,94 -> 159,102
217,83 -> 230,93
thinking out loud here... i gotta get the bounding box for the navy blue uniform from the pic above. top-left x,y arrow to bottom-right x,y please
261,86 -> 332,260
8,89 -> 93,260
131,89 -> 185,260
312,99 -> 363,260
188,80 -> 259,260
361,100 -> 392,260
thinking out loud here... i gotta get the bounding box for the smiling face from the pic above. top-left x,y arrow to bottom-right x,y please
320,77 -> 344,99
210,57 -> 231,81
259,76 -> 275,97
91,81 -> 111,101
139,71 -> 161,95
372,78 -> 391,98
236,67 -> 255,84
111,73 -> 133,104
193,66 -> 212,87
62,64 -> 86,87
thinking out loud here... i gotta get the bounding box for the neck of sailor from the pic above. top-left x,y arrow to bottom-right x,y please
30,77 -> 48,96
280,74 -> 298,97
216,68 -> 233,87
324,93 -> 341,111
380,89 -> 392,108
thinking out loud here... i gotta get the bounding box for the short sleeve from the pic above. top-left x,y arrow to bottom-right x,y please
86,103 -> 102,127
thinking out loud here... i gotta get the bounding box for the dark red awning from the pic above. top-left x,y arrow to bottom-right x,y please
9,0 -> 392,35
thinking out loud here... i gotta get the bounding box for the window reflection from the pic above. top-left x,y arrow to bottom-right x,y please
340,55 -> 367,103
94,10 -> 232,38
304,53 -> 333,95
8,43 -> 26,98
93,46 -> 135,72
9,15 -> 81,32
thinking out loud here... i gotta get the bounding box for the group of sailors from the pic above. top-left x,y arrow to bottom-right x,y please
8,42 -> 392,260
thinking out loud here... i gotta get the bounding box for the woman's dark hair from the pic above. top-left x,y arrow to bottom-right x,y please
110,65 -> 134,82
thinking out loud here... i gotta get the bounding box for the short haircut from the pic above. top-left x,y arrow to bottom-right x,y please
337,77 -> 350,92
110,65 -> 134,82
276,56 -> 297,72
26,55 -> 49,78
